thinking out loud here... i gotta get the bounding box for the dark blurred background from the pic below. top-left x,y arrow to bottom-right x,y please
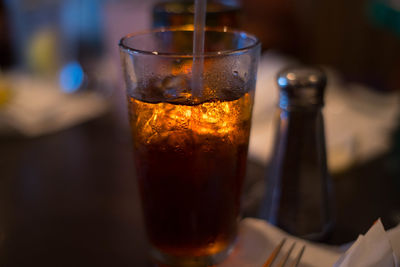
0,0 -> 400,266
243,0 -> 400,92
1,0 -> 399,91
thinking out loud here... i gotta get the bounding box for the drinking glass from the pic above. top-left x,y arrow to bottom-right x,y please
119,27 -> 260,266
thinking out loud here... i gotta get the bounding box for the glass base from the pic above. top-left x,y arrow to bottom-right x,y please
149,240 -> 236,267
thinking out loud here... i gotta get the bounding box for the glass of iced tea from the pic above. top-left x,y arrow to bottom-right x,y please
119,27 -> 260,266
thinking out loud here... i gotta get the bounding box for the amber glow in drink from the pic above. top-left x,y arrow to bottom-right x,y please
128,88 -> 254,258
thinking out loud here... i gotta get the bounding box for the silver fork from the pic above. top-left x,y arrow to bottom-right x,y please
263,238 -> 306,267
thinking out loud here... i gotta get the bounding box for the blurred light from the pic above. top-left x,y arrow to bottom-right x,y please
59,61 -> 84,93
309,75 -> 318,83
278,77 -> 288,87
287,73 -> 296,81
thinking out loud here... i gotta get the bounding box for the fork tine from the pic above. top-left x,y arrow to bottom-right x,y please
262,238 -> 286,267
275,242 -> 296,267
289,244 -> 306,267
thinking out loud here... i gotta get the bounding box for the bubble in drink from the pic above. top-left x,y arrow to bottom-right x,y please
127,81 -> 254,258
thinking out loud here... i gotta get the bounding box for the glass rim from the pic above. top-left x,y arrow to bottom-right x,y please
118,26 -> 261,58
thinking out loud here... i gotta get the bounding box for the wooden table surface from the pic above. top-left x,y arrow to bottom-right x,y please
1,111 -> 400,267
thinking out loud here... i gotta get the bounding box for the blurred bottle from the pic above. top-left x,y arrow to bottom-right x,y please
60,0 -> 103,63
4,0 -> 61,75
259,66 -> 334,242
4,0 -> 106,93
152,0 -> 241,28
59,0 -> 105,93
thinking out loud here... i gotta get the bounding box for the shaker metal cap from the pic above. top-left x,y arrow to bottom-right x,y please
277,66 -> 327,110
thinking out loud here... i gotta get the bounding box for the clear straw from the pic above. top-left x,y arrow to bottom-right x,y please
192,0 -> 207,98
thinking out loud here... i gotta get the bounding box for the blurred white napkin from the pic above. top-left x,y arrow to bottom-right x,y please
219,218 -> 400,267
334,219 -> 398,267
0,73 -> 108,137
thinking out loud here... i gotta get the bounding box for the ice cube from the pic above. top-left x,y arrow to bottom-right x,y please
161,75 -> 191,101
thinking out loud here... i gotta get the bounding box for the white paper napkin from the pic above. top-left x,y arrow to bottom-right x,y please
389,223 -> 400,264
334,219 -> 398,267
219,218 -> 400,267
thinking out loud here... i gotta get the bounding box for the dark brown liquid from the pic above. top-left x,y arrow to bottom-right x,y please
128,92 -> 253,257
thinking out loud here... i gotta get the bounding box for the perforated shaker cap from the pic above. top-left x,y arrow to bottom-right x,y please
276,66 -> 327,110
